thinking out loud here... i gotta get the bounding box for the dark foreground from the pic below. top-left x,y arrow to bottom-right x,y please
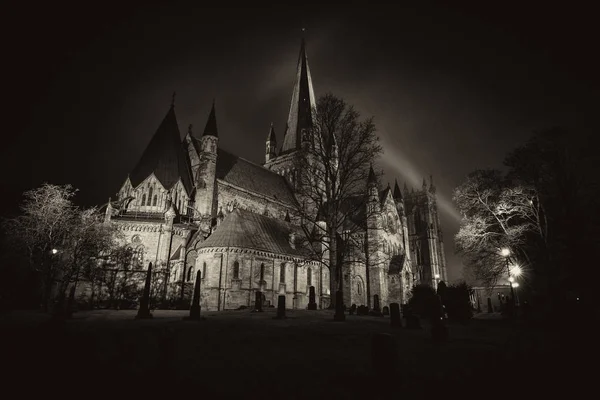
0,309 -> 590,397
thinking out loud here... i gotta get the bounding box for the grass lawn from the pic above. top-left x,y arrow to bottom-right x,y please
0,308 -> 589,397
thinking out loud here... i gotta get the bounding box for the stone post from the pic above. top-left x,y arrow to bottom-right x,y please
273,295 -> 286,319
184,270 -> 202,321
307,286 -> 317,310
136,262 -> 153,319
390,302 -> 402,328
487,297 -> 493,313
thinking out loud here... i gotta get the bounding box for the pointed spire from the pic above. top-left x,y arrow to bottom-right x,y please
393,179 -> 403,200
429,174 -> 436,193
422,177 -> 428,189
284,210 -> 291,222
281,35 -> 317,154
203,101 -> 218,137
368,165 -> 377,185
267,123 -> 276,143
188,124 -> 193,135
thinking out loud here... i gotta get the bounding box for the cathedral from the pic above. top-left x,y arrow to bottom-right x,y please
104,38 -> 447,311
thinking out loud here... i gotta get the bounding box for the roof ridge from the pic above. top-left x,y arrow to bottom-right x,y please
220,147 -> 287,178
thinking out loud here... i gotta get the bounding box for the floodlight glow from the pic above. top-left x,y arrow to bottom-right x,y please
511,265 -> 522,277
51,249 -> 58,254
511,282 -> 519,288
508,276 -> 514,283
501,248 -> 510,257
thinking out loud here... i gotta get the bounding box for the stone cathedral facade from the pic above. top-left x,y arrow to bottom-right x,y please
104,38 -> 447,311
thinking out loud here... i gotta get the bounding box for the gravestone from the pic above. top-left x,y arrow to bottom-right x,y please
273,295 -> 286,319
390,303 -> 402,328
487,297 -> 493,313
66,285 -> 76,319
253,291 -> 263,312
334,291 -> 345,321
184,270 -> 202,321
136,262 -> 153,319
349,304 -> 356,315
369,295 -> 383,316
371,333 -> 398,376
307,286 -> 317,310
382,306 -> 390,316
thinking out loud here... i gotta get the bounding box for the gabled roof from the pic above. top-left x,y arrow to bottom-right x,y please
215,148 -> 298,206
393,179 -> 403,200
281,37 -> 317,154
129,105 -> 193,193
198,208 -> 310,257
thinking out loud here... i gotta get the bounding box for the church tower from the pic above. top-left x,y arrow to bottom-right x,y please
194,101 -> 219,221
264,35 -> 317,189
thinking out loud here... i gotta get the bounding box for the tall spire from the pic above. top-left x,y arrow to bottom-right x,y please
393,179 -> 403,200
203,100 -> 218,137
281,34 -> 317,154
267,123 -> 276,143
367,165 -> 377,185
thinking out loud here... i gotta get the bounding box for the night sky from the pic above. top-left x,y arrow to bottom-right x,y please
3,3 -> 597,281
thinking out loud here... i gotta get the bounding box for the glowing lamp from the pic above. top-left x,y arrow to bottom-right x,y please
511,282 -> 519,288
51,249 -> 58,255
511,265 -> 522,277
501,248 -> 510,257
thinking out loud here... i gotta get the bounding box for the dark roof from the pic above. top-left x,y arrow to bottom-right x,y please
216,148 -> 297,206
129,106 -> 193,193
393,179 -> 403,200
379,187 -> 391,206
198,208 -> 309,257
203,102 -> 218,137
281,38 -> 316,154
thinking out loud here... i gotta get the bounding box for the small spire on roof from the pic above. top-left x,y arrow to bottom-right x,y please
203,101 -> 218,137
393,179 -> 403,200
367,164 -> 377,185
284,210 -> 291,222
188,124 -> 193,135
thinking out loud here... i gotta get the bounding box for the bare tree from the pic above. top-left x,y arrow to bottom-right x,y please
453,169 -> 543,287
3,183 -> 120,312
293,93 -> 382,308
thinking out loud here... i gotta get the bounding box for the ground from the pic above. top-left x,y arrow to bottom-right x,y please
0,308 -> 590,397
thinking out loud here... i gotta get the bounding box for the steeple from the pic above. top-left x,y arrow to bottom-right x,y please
265,123 -> 277,163
367,165 -> 377,186
203,100 -> 218,137
129,103 -> 193,193
422,177 -> 428,190
393,179 -> 403,200
281,35 -> 317,154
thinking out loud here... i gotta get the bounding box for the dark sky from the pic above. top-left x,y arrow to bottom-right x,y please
3,3 -> 597,281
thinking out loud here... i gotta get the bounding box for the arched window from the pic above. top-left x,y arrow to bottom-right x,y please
260,263 -> 265,281
148,187 -> 153,205
307,267 -> 312,286
152,195 -> 157,206
357,280 -> 362,295
202,262 -> 207,280
187,266 -> 193,282
233,261 -> 240,279
141,194 -> 146,207
280,263 -> 286,283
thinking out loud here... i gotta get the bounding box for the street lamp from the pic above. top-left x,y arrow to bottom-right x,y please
500,248 -> 516,313
51,248 -> 58,255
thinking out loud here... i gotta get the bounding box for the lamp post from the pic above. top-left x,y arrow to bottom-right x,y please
501,248 -> 516,313
434,273 -> 440,290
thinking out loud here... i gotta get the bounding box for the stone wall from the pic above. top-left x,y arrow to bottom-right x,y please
193,248 -> 328,311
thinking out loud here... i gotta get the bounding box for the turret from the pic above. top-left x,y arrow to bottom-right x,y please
367,165 -> 380,215
194,101 -> 219,219
265,123 -> 277,163
429,174 -> 436,194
